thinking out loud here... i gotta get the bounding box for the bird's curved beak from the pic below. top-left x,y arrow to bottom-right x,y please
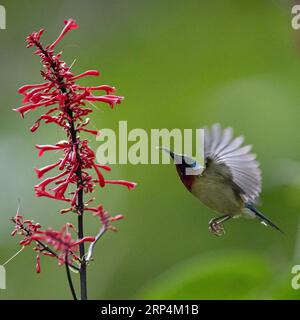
157,146 -> 175,160
157,146 -> 185,166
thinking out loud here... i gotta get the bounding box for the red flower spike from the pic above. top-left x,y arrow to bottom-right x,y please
12,216 -> 95,270
12,18 -> 135,287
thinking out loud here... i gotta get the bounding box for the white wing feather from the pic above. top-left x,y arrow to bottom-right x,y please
204,124 -> 261,202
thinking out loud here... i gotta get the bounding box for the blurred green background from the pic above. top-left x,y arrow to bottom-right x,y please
0,0 -> 300,299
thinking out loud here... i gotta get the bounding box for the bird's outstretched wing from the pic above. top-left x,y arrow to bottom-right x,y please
204,123 -> 261,202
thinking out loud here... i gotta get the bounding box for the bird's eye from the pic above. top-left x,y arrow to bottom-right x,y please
183,157 -> 196,168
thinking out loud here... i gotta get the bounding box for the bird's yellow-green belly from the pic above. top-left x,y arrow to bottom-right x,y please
190,176 -> 243,215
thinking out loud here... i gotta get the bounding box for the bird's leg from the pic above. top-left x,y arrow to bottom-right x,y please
209,215 -> 232,236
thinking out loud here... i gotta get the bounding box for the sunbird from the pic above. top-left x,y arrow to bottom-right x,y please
161,123 -> 282,236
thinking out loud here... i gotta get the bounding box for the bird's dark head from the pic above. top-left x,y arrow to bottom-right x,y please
159,147 -> 204,190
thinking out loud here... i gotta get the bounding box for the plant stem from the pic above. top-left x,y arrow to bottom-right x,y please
68,113 -> 87,300
86,224 -> 107,262
65,252 -> 78,300
77,200 -> 87,300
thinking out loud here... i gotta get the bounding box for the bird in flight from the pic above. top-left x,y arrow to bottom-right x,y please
161,123 -> 283,236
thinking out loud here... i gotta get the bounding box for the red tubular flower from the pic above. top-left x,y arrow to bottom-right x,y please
91,205 -> 125,232
36,255 -> 41,273
18,82 -> 49,94
75,85 -> 116,94
71,70 -> 100,80
12,18 -> 136,299
104,180 -> 137,190
73,236 -> 95,246
78,128 -> 99,135
92,163 -> 105,187
95,164 -> 111,171
13,99 -> 56,118
85,95 -> 124,108
36,141 -> 69,157
34,161 -> 61,179
49,18 -> 78,49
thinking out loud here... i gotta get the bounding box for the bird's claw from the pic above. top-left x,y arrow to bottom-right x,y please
209,219 -> 226,236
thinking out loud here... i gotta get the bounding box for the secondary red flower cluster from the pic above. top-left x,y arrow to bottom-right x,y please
11,211 -> 94,272
12,18 -> 136,272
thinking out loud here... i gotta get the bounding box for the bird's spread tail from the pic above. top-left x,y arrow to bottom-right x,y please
245,203 -> 284,234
